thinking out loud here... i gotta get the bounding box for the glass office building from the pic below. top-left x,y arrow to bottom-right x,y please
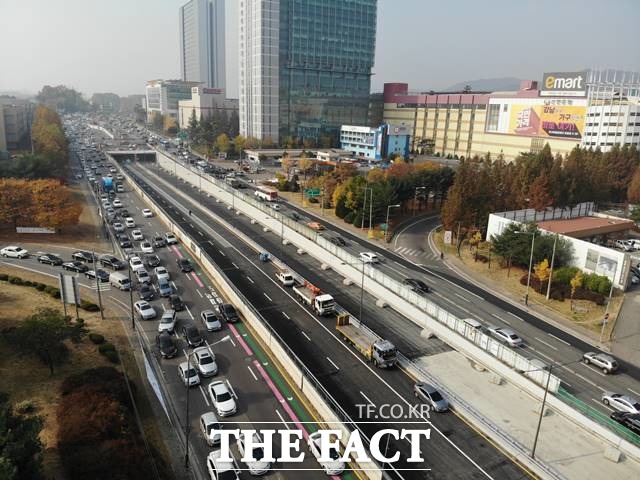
240,0 -> 377,145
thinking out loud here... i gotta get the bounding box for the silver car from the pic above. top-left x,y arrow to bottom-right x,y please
414,382 -> 449,412
237,432 -> 271,475
583,352 -> 619,374
601,392 -> 640,414
487,325 -> 524,347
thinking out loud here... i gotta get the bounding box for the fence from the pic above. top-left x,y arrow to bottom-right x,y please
493,202 -> 595,223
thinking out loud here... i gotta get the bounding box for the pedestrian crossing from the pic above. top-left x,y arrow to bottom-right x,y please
394,246 -> 440,261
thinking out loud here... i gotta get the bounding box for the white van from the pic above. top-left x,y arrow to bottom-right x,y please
109,272 -> 132,291
462,318 -> 483,330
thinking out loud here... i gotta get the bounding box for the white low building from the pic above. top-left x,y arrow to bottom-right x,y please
177,86 -> 238,128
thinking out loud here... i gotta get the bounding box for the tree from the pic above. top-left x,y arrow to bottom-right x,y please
36,85 -> 89,112
0,392 -> 44,480
627,167 -> 640,204
228,110 -> 240,139
529,172 -> 554,211
298,153 -> 313,183
150,112 -> 163,133
233,135 -> 247,159
215,133 -> 231,155
281,154 -> 294,180
534,259 -> 551,292
163,116 -> 178,135
570,271 -> 584,310
8,308 -> 87,375
187,110 -> 199,143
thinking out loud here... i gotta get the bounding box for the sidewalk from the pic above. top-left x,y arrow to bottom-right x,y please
417,350 -> 640,479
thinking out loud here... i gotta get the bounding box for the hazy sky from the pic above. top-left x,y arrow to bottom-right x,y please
1,0 -> 639,98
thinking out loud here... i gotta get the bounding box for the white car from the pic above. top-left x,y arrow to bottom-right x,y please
131,229 -> 144,241
113,222 -> 125,232
193,346 -> 218,377
199,412 -> 222,446
307,431 -> 345,475
1,246 -> 29,259
359,252 -> 380,264
487,325 -> 524,347
270,203 -> 282,211
135,268 -> 151,284
134,300 -> 156,320
201,310 -> 222,331
125,217 -> 136,228
276,271 -> 295,286
165,232 -> 178,245
155,266 -> 170,282
237,431 -> 271,475
129,256 -> 144,272
158,309 -> 176,333
206,450 -> 239,480
140,241 -> 153,253
142,208 -> 153,217
112,199 -> 123,208
209,380 -> 237,417
178,361 -> 200,387
602,392 -> 640,414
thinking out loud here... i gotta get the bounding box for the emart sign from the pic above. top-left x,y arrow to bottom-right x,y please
541,71 -> 587,97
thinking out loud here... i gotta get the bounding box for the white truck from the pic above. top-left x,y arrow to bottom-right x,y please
336,314 -> 397,368
292,281 -> 335,316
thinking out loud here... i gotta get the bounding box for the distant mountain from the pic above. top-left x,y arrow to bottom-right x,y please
0,90 -> 35,99
445,77 -> 522,93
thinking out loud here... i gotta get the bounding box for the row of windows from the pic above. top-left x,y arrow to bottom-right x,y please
584,132 -> 640,137
584,142 -> 639,146
585,122 -> 640,127
587,111 -> 640,117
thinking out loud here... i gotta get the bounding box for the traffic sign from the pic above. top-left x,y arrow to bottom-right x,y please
304,188 -> 321,197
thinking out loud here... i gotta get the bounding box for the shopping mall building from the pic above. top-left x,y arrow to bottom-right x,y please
383,69 -> 640,161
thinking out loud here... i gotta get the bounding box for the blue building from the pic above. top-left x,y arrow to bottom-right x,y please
340,124 -> 410,161
239,0 -> 377,144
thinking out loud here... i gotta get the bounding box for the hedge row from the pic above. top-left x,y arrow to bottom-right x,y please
0,274 -> 100,311
520,274 -> 606,305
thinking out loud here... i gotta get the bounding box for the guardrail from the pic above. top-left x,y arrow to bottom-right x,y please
121,164 -> 386,480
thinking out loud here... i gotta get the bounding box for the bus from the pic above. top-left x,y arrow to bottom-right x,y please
254,185 -> 278,202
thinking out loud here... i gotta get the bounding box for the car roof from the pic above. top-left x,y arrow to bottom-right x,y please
416,382 -> 437,393
200,411 -> 218,424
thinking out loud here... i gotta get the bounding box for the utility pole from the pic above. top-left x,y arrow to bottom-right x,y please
361,188 -> 368,230
128,265 -> 135,329
92,251 -> 104,320
531,363 -> 553,459
525,231 -> 536,306
545,235 -> 558,300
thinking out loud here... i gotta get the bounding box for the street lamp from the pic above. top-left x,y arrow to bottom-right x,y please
184,335 -> 230,469
385,204 -> 401,243
545,234 -> 558,300
516,229 -> 537,306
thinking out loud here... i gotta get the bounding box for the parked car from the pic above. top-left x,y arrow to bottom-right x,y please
156,333 -> 177,358
206,450 -> 239,480
125,217 -> 136,228
218,303 -> 239,323
359,252 -> 380,264
99,254 -> 125,270
193,346 -> 217,376
72,250 -> 95,263
237,432 -> 271,475
37,253 -> 63,265
145,254 -> 161,267
131,229 -> 144,241
181,324 -> 203,347
140,241 -> 153,254
583,352 -> 619,374
113,222 -> 125,232
177,258 -> 193,272
138,283 -> 155,301
142,208 -> 153,217
134,300 -> 156,320
158,309 -> 176,333
135,269 -> 151,284
307,431 -> 344,475
85,269 -> 110,282
610,412 -> 640,434
1,246 -> 29,258
403,278 -> 430,294
208,380 -> 237,417
169,294 -> 185,311
199,412 -> 222,446
152,235 -> 166,248
165,232 -> 178,245
201,310 -> 222,331
178,361 -> 200,387
112,198 -> 123,208
129,256 -> 144,272
487,325 -> 524,347
414,382 -> 449,412
62,261 -> 89,273
157,278 -> 173,297
601,392 -> 640,414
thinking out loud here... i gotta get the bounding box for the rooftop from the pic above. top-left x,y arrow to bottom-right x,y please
537,215 -> 635,238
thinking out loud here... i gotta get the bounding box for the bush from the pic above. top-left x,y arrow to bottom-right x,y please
89,333 -> 105,344
49,288 -> 61,299
15,399 -> 37,414
343,211 -> 355,224
0,273 -> 8,281
103,350 -> 120,364
35,283 -> 46,291
352,212 -> 363,227
80,300 -> 100,312
8,276 -> 24,285
308,197 -> 318,203
98,343 -> 116,354
583,273 -> 612,296
44,285 -> 55,295
22,280 -> 34,287
61,367 -> 130,403
552,266 -> 580,286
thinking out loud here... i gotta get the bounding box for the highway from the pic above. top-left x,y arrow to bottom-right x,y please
124,160 -> 529,479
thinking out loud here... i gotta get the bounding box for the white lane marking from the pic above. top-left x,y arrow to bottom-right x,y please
570,370 -> 600,388
219,250 -> 226,257
454,293 -> 470,303
491,313 -> 510,325
327,357 -> 340,371
196,290 -> 203,298
301,331 -> 311,341
527,347 -> 555,363
547,333 -> 571,346
282,312 -> 290,320
275,409 -> 291,430
262,292 -> 272,302
226,380 -> 238,400
247,365 -> 258,381
360,391 -> 376,406
232,262 -> 239,269
171,280 -> 178,290
592,399 -> 614,412
199,385 -> 210,406
246,276 -> 255,284
185,305 -> 194,320
580,363 -> 607,377
628,388 -> 640,397
509,312 -> 525,321
457,305 -> 472,315
534,337 -> 559,351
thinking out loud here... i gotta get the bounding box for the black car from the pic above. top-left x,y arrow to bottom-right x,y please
99,255 -> 125,270
403,278 -> 430,294
289,212 -> 301,221
119,209 -> 130,218
119,238 -> 133,249
218,303 -> 239,323
177,258 -> 193,272
62,261 -> 89,273
37,253 -> 63,266
145,254 -> 161,268
181,325 -> 204,348
156,333 -> 178,359
72,250 -> 95,263
329,236 -> 347,246
152,236 -> 166,248
138,283 -> 155,301
85,269 -> 110,282
169,294 -> 185,311
610,412 -> 640,434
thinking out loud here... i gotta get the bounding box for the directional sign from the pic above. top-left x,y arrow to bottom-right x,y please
304,188 -> 321,197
